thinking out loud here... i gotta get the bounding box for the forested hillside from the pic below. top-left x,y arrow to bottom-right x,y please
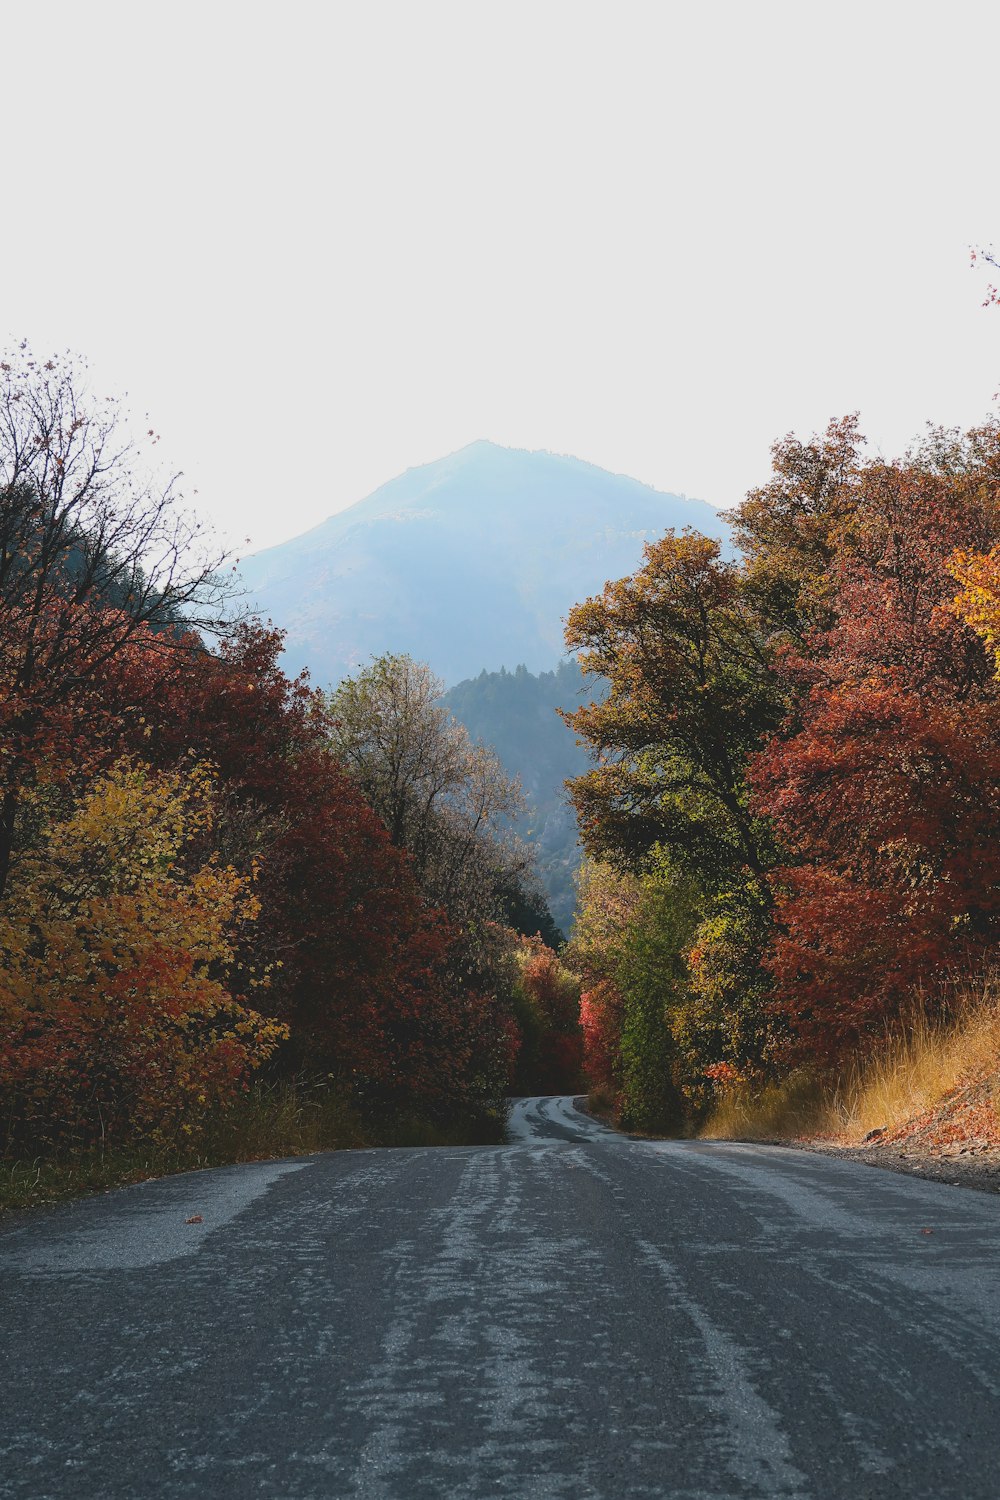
444,661 -> 594,934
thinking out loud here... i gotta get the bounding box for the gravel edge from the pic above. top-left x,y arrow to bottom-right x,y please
790,1139 -> 1000,1195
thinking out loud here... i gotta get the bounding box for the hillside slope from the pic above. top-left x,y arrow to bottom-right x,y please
444,661 -> 595,933
238,441 -> 728,688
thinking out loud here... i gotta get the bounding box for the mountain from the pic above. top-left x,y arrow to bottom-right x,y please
238,440 -> 729,688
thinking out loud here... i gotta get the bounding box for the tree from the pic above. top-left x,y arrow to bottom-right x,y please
103,623 -> 514,1121
731,415 -> 865,640
566,855 -> 689,1130
508,935 -> 583,1094
324,654 -> 531,927
563,532 -> 782,883
948,489 -> 1000,666
561,531 -> 794,1108
0,345 -> 234,899
749,433 -> 1000,1058
568,858 -> 638,1100
0,759 -> 286,1151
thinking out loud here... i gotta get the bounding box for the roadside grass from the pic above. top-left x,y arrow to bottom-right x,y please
699,1071 -> 830,1142
700,978 -> 1000,1147
0,1079 -> 506,1219
823,983 -> 1000,1143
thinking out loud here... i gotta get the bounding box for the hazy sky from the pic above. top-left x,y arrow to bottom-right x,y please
2,0 -> 997,555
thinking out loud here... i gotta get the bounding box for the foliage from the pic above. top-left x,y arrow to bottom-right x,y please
508,935 -> 583,1095
613,865 -> 694,1132
578,982 -> 624,1100
0,760 -> 285,1153
731,414 -> 864,639
108,624 -> 513,1123
562,529 -> 784,1117
751,437 -> 1000,1058
949,542 -> 1000,666
0,344 -> 234,900
679,881 -> 775,1099
444,660 -> 593,932
567,857 -> 690,1132
563,531 -> 781,883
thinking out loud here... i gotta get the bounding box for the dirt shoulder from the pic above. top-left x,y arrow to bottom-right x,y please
796,1138 -> 1000,1196
581,1086 -> 1000,1196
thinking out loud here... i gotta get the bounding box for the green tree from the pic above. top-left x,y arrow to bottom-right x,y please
562,531 -> 790,1106
567,855 -> 691,1131
563,531 -> 782,883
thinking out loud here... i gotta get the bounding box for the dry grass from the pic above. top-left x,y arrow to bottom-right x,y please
700,1071 -> 830,1142
701,977 -> 1000,1147
823,982 -> 1000,1144
0,1079 -> 505,1219
0,1079 -> 366,1219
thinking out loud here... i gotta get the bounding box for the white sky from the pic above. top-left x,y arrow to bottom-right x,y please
2,0 -> 997,555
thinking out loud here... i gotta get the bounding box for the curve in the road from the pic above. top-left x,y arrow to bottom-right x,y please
505,1094 -> 620,1145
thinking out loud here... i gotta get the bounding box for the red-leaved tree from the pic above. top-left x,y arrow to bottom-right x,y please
102,622 -> 510,1119
750,446 -> 1000,1058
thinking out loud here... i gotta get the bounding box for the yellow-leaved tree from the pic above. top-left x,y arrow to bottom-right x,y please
949,546 -> 1000,669
0,759 -> 287,1151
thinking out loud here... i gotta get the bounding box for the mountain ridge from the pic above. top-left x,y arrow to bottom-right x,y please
238,440 -> 729,688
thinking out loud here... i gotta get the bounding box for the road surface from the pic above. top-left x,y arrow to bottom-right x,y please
2,1096 -> 1000,1498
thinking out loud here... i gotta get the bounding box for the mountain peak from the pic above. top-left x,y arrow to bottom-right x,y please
239,446 -> 728,687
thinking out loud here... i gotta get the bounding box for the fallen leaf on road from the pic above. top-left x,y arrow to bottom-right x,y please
185,1215 -> 203,1225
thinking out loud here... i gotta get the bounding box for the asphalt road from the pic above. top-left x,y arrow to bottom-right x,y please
3,1097 -> 1000,1499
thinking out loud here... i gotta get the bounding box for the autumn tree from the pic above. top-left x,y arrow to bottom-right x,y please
508,935 -> 583,1094
102,624 -> 515,1121
0,345 -> 233,899
567,857 -> 638,1098
950,542 -> 1000,660
0,759 -> 285,1151
731,415 -> 864,640
749,425 -> 1000,1058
